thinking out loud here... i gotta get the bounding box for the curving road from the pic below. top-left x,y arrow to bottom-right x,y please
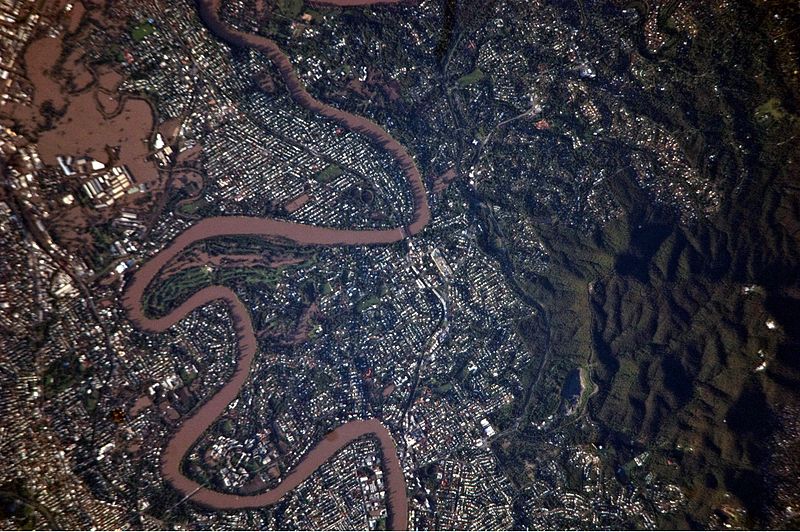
122,0 -> 427,529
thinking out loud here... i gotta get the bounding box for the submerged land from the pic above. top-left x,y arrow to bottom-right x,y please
1,0 -> 799,529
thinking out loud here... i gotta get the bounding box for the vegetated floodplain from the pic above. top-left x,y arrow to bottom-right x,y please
122,0 -> 435,526
143,265 -> 287,318
143,267 -> 212,318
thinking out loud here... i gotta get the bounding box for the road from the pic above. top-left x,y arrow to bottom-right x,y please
123,0 -> 427,528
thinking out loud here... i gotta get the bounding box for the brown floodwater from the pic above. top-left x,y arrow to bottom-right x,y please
67,1 -> 86,33
37,92 -> 157,187
24,37 -> 66,113
195,0 -> 430,235
123,0 -> 427,529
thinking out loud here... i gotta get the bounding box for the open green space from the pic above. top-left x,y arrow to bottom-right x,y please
356,295 -> 382,312
131,22 -> 156,42
143,267 -> 213,318
42,355 -> 89,399
179,366 -> 199,385
755,97 -> 786,120
457,67 -> 485,86
0,479 -> 56,529
143,263 -> 306,318
276,0 -> 303,18
215,267 -> 283,289
315,163 -> 343,183
178,198 -> 208,216
322,282 -> 333,295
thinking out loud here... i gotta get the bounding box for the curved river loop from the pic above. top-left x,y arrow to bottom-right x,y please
123,0 -> 428,529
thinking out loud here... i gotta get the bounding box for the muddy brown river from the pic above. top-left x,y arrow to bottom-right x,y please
123,0 -> 427,529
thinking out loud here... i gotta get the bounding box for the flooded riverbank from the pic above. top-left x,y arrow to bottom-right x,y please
122,0 -> 427,528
